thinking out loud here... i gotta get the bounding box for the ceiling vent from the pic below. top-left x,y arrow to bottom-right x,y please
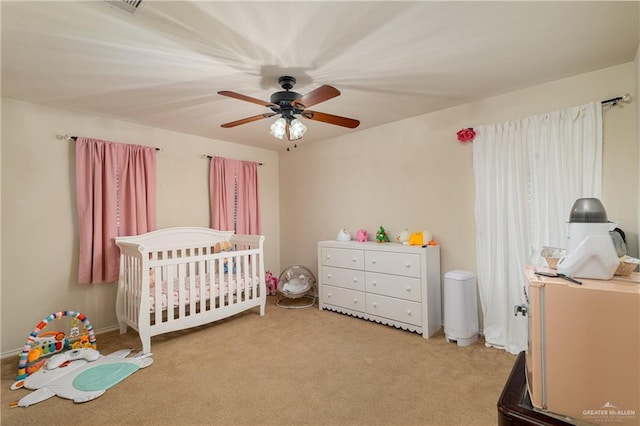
104,0 -> 147,16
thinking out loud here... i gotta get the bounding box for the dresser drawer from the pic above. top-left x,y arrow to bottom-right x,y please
321,266 -> 365,291
366,293 -> 422,326
364,251 -> 421,278
321,247 -> 364,270
365,272 -> 422,302
322,285 -> 365,313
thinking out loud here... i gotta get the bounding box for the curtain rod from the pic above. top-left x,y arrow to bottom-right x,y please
202,155 -> 263,166
56,134 -> 161,151
463,94 -> 632,131
601,93 -> 631,106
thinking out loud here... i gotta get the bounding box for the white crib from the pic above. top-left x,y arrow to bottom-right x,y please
115,227 -> 266,354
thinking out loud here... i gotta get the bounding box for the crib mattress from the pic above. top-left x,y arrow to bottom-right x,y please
149,274 -> 258,312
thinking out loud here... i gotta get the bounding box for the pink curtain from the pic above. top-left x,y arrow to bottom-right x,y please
209,157 -> 236,231
236,160 -> 261,235
76,138 -> 156,284
209,157 -> 261,234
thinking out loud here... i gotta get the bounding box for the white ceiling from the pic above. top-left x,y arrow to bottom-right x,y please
2,1 -> 638,151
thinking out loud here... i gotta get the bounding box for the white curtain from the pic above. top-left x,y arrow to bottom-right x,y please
528,103 -> 603,255
473,102 -> 602,354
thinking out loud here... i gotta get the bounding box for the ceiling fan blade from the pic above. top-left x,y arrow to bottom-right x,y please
303,110 -> 360,129
218,91 -> 276,108
297,85 -> 340,108
221,113 -> 276,128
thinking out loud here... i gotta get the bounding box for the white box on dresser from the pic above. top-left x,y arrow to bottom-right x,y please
317,240 -> 442,338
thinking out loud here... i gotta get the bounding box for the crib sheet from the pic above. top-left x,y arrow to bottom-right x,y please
148,274 -> 257,312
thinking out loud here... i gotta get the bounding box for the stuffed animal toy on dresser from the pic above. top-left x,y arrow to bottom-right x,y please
376,226 -> 390,243
356,229 -> 368,242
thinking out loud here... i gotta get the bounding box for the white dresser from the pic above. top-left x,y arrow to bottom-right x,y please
317,240 -> 441,338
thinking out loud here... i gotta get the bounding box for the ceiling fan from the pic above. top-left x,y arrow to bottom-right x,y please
218,76 -> 360,142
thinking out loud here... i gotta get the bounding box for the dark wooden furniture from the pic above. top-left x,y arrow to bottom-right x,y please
497,352 -> 573,425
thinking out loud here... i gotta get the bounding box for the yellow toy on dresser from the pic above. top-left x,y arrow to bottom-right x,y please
408,230 -> 437,246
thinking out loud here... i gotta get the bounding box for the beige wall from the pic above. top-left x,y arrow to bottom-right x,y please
0,99 -> 280,354
279,62 -> 638,306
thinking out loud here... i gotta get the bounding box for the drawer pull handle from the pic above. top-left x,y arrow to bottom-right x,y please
372,281 -> 377,286
373,302 -> 378,308
328,293 -> 332,298
326,255 -> 331,260
371,259 -> 377,264
327,273 -> 332,279
405,286 -> 411,292
407,310 -> 412,316
405,262 -> 411,268
353,299 -> 358,304
352,277 -> 358,283
352,257 -> 357,262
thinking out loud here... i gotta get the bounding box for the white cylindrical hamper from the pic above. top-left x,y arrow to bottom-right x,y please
444,270 -> 478,347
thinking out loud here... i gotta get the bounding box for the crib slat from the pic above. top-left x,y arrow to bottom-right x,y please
236,252 -> 242,302
250,253 -> 257,299
234,252 -> 240,304
230,253 -> 236,304
245,253 -> 250,300
240,253 -> 248,302
233,252 -> 240,303
188,259 -> 196,315
206,258 -> 214,310
198,255 -> 206,314
177,260 -> 186,319
218,257 -> 226,307
154,252 -> 163,326
165,250 -> 173,322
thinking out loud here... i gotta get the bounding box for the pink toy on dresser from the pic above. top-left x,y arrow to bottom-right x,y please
356,229 -> 368,242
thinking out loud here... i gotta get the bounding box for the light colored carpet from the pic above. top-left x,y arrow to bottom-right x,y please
2,296 -> 515,425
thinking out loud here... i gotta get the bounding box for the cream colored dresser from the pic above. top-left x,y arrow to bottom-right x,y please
317,240 -> 441,338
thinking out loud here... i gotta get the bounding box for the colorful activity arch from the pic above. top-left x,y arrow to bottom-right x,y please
14,310 -> 97,383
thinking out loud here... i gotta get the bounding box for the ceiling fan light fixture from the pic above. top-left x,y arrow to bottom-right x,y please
270,117 -> 286,140
289,118 -> 307,140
